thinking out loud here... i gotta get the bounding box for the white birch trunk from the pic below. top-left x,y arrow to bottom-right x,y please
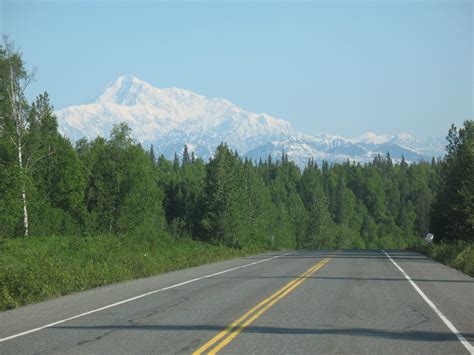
6,46 -> 30,237
16,132 -> 29,237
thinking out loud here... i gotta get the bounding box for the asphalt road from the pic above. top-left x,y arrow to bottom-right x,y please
0,250 -> 473,354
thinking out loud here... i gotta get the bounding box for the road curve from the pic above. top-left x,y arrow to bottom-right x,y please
0,250 -> 473,354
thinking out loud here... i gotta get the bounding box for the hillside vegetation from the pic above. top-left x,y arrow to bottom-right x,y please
1,40 -> 472,311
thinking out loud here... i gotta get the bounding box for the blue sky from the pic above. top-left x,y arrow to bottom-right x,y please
2,0 -> 472,139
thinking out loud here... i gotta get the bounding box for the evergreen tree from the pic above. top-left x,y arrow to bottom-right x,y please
182,144 -> 191,166
173,152 -> 180,170
299,163 -> 335,248
149,144 -> 156,165
431,121 -> 474,242
201,143 -> 241,246
26,93 -> 86,235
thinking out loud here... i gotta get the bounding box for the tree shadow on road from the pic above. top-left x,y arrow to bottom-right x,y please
53,324 -> 472,342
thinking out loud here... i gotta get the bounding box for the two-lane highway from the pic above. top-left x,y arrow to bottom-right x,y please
0,250 -> 473,354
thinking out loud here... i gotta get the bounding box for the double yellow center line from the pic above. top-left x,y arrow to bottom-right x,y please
193,253 -> 336,354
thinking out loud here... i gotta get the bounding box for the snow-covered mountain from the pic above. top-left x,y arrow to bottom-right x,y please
57,75 -> 293,157
56,75 -> 445,167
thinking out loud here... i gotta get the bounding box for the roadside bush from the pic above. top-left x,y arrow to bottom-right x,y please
0,233 -> 265,311
411,240 -> 473,277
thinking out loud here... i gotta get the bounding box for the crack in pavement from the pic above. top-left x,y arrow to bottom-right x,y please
127,297 -> 191,326
403,308 -> 431,330
75,329 -> 116,347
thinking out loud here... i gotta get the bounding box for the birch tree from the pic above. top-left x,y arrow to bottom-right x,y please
1,36 -> 36,236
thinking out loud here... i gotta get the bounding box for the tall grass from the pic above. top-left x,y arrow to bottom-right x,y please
0,233 -> 266,311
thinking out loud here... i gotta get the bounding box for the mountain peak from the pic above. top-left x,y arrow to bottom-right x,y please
56,76 -> 294,149
357,132 -> 392,145
97,75 -> 153,106
114,74 -> 146,85
95,76 -> 206,108
394,132 -> 416,144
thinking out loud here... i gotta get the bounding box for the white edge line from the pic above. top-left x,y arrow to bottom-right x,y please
381,249 -> 474,355
0,251 -> 296,343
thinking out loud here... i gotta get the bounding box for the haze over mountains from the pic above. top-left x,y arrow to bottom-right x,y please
56,75 -> 445,166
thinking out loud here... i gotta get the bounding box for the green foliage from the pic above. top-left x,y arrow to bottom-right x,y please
0,233 -> 256,311
0,42 -> 27,236
298,161 -> 336,248
201,143 -> 241,246
412,241 -> 473,277
431,121 -> 474,242
79,124 -> 166,236
0,110 -> 451,251
161,149 -> 206,238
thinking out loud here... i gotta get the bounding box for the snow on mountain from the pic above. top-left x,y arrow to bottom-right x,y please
245,136 -> 370,165
56,75 -> 445,167
57,75 -> 294,155
354,132 -> 392,145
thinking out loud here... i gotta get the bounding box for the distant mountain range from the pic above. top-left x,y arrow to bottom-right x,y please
56,75 -> 446,166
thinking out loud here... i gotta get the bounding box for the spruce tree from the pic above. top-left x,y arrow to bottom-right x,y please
431,121 -> 474,242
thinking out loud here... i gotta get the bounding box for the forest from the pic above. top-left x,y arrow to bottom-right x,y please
1,39 -> 473,309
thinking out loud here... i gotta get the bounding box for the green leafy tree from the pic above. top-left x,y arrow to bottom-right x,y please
0,37 -> 36,236
82,123 -> 165,235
